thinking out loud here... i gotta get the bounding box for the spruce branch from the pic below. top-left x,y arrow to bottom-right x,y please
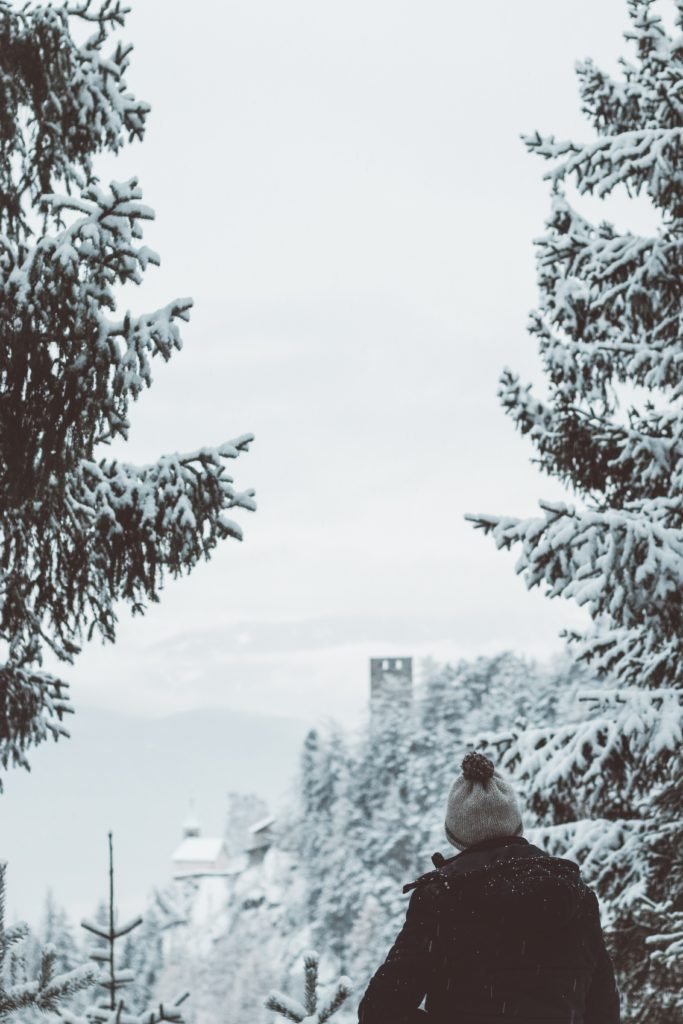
317,979 -> 353,1024
65,1 -> 130,26
0,864 -> 96,1020
265,951 -> 352,1024
264,992 -> 306,1023
303,951 -> 318,1016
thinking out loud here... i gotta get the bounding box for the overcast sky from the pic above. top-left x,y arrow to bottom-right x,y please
6,0 -> 673,926
50,0 -> 662,725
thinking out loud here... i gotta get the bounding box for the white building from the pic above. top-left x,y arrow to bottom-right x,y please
171,813 -> 233,878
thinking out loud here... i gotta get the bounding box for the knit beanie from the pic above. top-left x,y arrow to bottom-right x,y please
445,752 -> 523,850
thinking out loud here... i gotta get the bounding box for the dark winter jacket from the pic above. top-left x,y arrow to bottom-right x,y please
358,836 -> 620,1024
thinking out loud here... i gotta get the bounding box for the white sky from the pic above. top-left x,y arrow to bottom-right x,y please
6,0 -> 673,927
56,0 -> 660,724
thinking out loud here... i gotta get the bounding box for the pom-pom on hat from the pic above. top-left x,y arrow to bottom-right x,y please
445,752 -> 523,851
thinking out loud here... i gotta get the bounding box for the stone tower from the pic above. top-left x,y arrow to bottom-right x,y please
370,657 -> 413,710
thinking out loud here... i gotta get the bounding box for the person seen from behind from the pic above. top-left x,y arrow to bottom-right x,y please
358,751 -> 620,1024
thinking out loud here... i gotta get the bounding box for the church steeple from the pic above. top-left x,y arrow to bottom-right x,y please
182,805 -> 201,839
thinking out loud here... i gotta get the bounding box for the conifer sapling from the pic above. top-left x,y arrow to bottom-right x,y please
265,951 -> 352,1024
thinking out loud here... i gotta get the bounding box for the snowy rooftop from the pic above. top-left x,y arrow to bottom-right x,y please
249,815 -> 275,834
172,837 -> 227,863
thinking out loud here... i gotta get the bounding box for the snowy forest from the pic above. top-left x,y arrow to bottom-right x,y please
1,1 -> 682,1023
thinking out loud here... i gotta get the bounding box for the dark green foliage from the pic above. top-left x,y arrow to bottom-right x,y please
0,0 -> 254,780
0,0 -> 145,238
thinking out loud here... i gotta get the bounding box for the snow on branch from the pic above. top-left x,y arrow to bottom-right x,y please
81,915 -> 143,941
76,436 -> 256,551
317,980 -> 354,1024
525,127 -> 683,211
265,951 -> 352,1023
0,1 -> 149,237
467,499 -> 683,644
498,370 -> 683,505
576,622 -> 683,687
477,682 -> 680,819
265,992 -> 307,1023
1,178 -> 194,503
0,863 -> 96,1017
0,436 -> 255,673
0,665 -> 71,784
65,1 -> 131,25
527,195 -> 682,395
64,1000 -> 186,1024
646,919 -> 683,971
527,818 -> 648,919
579,687 -> 683,711
575,3 -> 683,138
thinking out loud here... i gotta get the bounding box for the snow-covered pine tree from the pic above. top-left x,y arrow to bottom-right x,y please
67,833 -> 188,1024
0,0 -> 255,779
0,863 -> 95,1020
467,2 -> 683,1019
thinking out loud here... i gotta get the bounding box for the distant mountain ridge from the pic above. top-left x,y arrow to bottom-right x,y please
0,705 -> 311,926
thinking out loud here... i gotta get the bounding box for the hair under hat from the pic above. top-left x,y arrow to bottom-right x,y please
445,751 -> 523,850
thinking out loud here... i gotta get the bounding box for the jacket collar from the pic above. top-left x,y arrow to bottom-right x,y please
457,835 -> 529,856
403,837 -> 529,894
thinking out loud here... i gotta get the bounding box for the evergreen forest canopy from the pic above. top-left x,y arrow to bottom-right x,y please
0,0 -> 255,779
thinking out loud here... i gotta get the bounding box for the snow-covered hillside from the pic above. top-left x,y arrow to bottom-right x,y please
147,653 -> 578,1024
